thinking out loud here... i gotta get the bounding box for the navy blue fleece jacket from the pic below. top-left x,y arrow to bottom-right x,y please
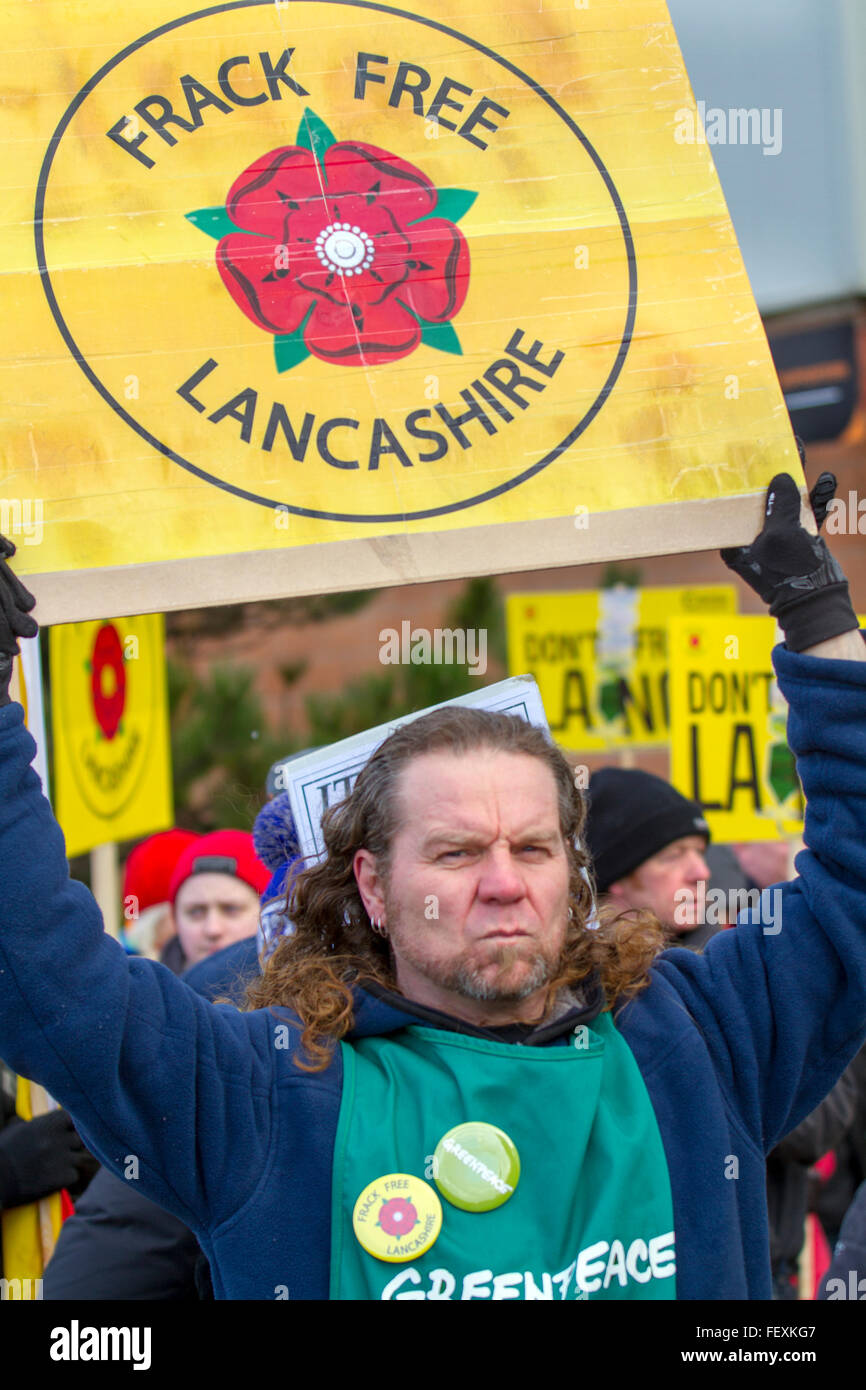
1,642 -> 866,1299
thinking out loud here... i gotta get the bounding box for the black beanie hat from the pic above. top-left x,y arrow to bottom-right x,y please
585,768 -> 710,893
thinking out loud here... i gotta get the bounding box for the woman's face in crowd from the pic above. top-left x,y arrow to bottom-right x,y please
172,873 -> 261,964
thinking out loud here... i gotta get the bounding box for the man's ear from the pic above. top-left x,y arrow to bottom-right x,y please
354,848 -> 386,921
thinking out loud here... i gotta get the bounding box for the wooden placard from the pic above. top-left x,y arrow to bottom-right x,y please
2,0 -> 799,623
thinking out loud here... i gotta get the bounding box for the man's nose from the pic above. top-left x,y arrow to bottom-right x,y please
202,910 -> 224,937
688,852 -> 711,884
477,847 -> 525,899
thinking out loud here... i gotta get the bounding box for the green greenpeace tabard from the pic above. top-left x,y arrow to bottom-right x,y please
331,1014 -> 676,1300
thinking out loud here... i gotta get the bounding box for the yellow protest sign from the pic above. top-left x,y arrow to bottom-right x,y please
506,587 -> 736,750
49,615 -> 172,857
2,0 -> 798,622
668,615 -> 806,841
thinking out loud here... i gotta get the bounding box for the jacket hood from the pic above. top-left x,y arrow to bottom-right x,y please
347,971 -> 607,1046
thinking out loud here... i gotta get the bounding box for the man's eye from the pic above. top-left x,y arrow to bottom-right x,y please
439,849 -> 468,860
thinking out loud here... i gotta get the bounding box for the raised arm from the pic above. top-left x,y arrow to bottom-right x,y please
657,468 -> 866,1148
0,543 -> 276,1233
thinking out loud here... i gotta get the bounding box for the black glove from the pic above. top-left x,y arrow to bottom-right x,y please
721,470 -> 858,652
0,534 -> 38,707
0,1110 -> 96,1210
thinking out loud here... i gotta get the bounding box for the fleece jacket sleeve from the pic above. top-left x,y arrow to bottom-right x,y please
0,704 -> 274,1234
654,637 -> 866,1154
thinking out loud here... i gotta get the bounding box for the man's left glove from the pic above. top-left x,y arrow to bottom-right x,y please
0,535 -> 38,707
721,471 -> 858,652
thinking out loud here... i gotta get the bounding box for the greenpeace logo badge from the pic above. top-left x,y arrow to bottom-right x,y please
49,1320 -> 151,1371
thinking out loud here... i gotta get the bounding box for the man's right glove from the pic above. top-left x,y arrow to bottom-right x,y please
721,471 -> 858,652
0,534 -> 38,706
0,1110 -> 96,1210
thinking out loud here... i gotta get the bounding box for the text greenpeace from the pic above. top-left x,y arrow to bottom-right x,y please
440,1136 -> 513,1195
380,1230 -> 675,1299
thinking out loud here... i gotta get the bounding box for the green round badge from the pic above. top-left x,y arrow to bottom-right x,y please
433,1122 -> 521,1212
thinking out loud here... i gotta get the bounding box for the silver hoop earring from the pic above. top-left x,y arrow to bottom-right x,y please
372,917 -> 388,938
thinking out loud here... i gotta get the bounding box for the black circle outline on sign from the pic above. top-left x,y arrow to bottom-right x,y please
34,0 -> 638,524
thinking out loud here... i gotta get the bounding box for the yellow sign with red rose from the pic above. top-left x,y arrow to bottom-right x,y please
49,615 -> 172,856
3,0 -> 798,622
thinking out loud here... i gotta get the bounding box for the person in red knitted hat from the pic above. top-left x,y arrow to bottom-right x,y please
122,828 -> 200,960
167,830 -> 271,968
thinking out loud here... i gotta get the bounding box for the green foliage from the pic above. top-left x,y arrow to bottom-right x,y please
601,562 -> 642,589
278,660 -> 308,686
168,660 -> 295,832
165,588 -> 376,639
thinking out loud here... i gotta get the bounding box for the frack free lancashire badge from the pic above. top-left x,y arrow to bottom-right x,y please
353,1173 -> 443,1262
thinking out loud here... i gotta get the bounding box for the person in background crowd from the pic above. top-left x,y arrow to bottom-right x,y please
121,828 -> 199,959
588,797 -> 859,1298
163,829 -> 271,971
584,768 -> 718,950
766,1066 -> 857,1299
818,1177 -> 866,1300
810,1041 -> 866,1253
253,789 -> 302,961
732,840 -> 796,891
0,1059 -> 97,1287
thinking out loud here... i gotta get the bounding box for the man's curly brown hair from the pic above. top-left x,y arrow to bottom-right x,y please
243,706 -> 664,1068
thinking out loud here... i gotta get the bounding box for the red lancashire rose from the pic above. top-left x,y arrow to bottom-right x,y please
90,624 -> 126,741
216,142 -> 470,366
378,1197 -> 419,1237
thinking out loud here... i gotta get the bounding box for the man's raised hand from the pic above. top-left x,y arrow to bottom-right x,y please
0,535 -> 38,706
721,468 -> 858,652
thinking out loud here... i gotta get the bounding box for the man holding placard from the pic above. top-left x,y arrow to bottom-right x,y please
0,473 -> 865,1300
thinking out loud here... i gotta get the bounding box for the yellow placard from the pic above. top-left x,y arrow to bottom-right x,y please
1,0 -> 798,621
0,1078 -> 66,1299
49,614 -> 173,856
668,615 -> 807,842
506,587 -> 737,750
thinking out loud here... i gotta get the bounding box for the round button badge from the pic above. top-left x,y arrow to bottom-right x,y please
433,1122 -> 521,1212
352,1173 -> 443,1263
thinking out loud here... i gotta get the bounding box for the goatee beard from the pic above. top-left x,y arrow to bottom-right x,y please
449,945 -> 556,1002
